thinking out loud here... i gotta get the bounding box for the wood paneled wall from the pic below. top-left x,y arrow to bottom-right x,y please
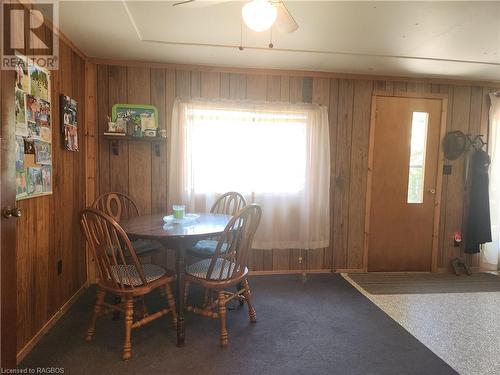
93,62 -> 493,273
15,39 -> 87,355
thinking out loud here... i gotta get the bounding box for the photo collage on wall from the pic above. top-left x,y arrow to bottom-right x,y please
15,55 -> 52,200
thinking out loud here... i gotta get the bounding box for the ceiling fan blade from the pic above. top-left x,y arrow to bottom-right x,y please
172,0 -> 196,6
172,0 -> 231,8
274,1 -> 299,33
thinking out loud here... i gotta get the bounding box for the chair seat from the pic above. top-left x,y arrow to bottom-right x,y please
186,258 -> 244,281
186,240 -> 228,258
110,264 -> 166,286
131,239 -> 162,256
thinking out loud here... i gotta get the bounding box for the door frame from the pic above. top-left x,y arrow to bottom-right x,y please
363,91 -> 448,273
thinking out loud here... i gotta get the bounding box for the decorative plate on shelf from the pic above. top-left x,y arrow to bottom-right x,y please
163,213 -> 200,224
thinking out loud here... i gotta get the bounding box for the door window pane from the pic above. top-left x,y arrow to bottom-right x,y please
407,112 -> 429,203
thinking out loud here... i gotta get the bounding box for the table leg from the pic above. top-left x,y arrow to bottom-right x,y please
175,248 -> 185,347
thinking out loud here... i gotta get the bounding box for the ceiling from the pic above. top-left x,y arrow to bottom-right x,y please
58,1 -> 500,81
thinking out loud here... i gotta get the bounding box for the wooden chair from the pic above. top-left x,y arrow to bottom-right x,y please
80,208 -> 177,360
93,192 -> 162,257
183,204 -> 262,347
187,192 -> 246,259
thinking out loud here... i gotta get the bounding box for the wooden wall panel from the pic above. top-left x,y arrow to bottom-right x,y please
151,69 -> 167,214
201,72 -> 220,99
94,61 -> 489,273
15,39 -> 88,354
442,86 -> 471,267
333,79 -> 354,269
229,73 -> 246,100
347,80 -> 372,269
107,66 -> 128,194
127,68 -> 152,215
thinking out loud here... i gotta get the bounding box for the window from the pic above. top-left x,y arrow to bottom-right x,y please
407,112 -> 429,204
187,108 -> 307,194
168,99 -> 331,250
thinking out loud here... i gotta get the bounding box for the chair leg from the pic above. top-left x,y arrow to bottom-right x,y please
85,288 -> 105,341
122,297 -> 134,361
165,283 -> 177,327
218,291 -> 228,347
242,278 -> 257,323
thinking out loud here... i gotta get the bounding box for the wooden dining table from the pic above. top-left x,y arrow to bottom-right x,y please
120,213 -> 231,347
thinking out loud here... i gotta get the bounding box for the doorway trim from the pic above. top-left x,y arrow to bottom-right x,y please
363,91 -> 448,273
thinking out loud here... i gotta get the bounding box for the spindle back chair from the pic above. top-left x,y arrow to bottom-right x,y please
210,191 -> 246,216
184,204 -> 262,347
80,208 -> 176,360
92,192 -> 139,222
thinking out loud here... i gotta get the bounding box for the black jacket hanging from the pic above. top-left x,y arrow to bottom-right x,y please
465,149 -> 492,253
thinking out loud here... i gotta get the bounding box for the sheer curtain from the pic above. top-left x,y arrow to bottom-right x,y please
168,98 -> 330,250
483,93 -> 500,270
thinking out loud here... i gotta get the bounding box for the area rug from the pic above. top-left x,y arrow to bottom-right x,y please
347,272 -> 500,294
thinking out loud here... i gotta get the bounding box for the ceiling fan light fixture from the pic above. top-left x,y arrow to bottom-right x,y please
242,0 -> 277,32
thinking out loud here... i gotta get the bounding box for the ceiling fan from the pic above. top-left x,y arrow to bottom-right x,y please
172,0 -> 299,34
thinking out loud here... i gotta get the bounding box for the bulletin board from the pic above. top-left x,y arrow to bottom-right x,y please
14,55 -> 52,200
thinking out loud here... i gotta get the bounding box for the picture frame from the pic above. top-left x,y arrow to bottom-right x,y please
60,95 -> 79,151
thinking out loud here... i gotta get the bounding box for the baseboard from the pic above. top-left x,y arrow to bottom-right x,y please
249,269 -> 333,275
335,268 -> 365,273
16,283 -> 88,364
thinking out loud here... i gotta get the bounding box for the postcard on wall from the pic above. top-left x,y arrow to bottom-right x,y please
34,140 -> 51,165
15,137 -> 24,170
40,126 -> 51,142
27,121 -> 40,139
26,95 -> 39,122
37,99 -> 51,129
16,170 -> 28,199
27,167 -> 43,195
41,166 -> 52,192
15,55 -> 30,93
15,123 -> 28,137
29,65 -> 50,102
61,95 -> 78,151
24,139 -> 35,154
15,88 -> 26,126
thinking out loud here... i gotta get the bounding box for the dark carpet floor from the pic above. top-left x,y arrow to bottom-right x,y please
20,274 -> 457,375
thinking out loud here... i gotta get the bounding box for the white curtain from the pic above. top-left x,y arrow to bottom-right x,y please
168,98 -> 330,250
483,93 -> 500,270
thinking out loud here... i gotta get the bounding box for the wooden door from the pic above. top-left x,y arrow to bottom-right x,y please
1,70 -> 18,367
368,95 -> 444,272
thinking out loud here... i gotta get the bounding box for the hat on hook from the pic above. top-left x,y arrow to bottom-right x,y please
442,131 -> 466,160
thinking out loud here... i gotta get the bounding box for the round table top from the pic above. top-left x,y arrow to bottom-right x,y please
121,213 -> 231,240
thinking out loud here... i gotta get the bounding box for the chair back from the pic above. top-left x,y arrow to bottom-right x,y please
206,204 -> 261,281
93,192 -> 139,222
210,192 -> 246,216
80,208 -> 147,289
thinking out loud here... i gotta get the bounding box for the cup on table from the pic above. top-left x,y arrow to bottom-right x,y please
172,205 -> 186,220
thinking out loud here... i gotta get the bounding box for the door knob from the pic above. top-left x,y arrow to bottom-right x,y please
2,206 -> 22,218
428,189 -> 436,195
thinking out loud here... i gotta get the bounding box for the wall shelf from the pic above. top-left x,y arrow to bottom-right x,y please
103,134 -> 166,156
102,134 -> 166,143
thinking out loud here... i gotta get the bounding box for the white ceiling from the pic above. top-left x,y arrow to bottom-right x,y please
59,1 -> 500,81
